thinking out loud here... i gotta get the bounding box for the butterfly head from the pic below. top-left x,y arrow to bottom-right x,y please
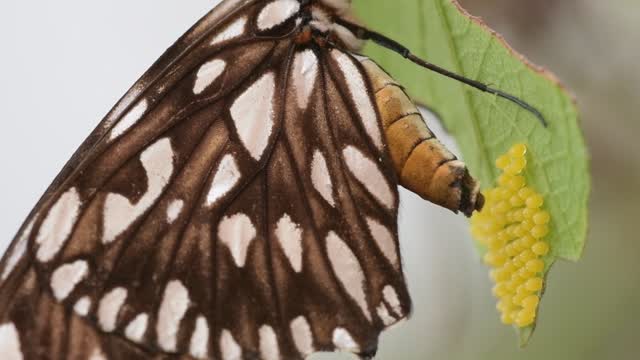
295,0 -> 364,51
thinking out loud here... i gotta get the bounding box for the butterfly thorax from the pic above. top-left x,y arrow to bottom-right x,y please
294,0 -> 364,51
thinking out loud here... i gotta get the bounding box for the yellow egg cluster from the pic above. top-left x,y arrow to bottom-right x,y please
470,144 -> 551,328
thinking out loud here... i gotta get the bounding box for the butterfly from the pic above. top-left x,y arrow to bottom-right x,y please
0,0 -> 544,359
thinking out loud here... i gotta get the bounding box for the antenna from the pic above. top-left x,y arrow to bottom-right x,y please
336,19 -> 548,127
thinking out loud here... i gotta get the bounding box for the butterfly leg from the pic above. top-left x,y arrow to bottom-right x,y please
337,19 -> 547,127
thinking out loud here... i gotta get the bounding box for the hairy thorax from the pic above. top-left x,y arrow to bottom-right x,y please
295,0 -> 364,51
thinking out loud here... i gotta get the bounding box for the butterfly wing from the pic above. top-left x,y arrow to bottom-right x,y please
0,2 -> 410,360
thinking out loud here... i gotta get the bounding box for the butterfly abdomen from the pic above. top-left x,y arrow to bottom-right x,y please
360,58 -> 483,216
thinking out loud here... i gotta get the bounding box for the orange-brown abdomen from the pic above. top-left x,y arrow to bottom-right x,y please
360,58 -> 483,216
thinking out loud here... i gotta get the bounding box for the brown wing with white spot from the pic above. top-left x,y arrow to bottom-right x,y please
252,47 -> 411,358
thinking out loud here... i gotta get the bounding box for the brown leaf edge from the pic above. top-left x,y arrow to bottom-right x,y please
449,0 -> 577,105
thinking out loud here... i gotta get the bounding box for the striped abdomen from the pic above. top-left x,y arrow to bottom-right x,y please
360,58 -> 483,216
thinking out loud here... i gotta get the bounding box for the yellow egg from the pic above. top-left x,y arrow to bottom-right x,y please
526,194 -> 544,208
522,208 -> 537,219
496,188 -> 511,200
509,195 -> 525,207
483,251 -> 505,266
531,225 -> 550,239
497,231 -> 512,243
516,283 -> 532,295
511,258 -> 524,269
514,225 -> 527,237
502,262 -> 517,274
510,276 -> 523,286
505,244 -> 519,257
498,174 -> 513,187
512,209 -> 525,222
526,277 -> 544,292
489,270 -> 499,282
521,235 -> 536,248
508,176 -> 526,190
509,143 -> 528,158
518,187 -> 534,200
510,157 -> 527,172
501,312 -> 514,325
532,241 -> 550,256
515,310 -> 535,327
518,249 -> 536,263
510,310 -> 520,322
488,236 -> 506,250
520,265 -> 535,276
496,155 -> 510,169
512,292 -> 528,306
512,239 -> 526,254
505,163 -> 523,175
522,295 -> 540,309
482,220 -> 501,233
525,259 -> 545,273
493,283 -> 509,297
533,210 -> 551,225
520,220 -> 534,231
494,269 -> 511,282
496,300 -> 507,312
505,212 -> 514,223
492,201 -> 511,214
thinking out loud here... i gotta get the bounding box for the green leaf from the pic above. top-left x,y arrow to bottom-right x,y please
353,0 -> 590,344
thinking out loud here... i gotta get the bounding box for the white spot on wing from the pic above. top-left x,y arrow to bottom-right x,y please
194,59 -> 226,95
74,296 -> 91,316
326,232 -> 372,321
383,285 -> 403,316
332,327 -> 360,352
110,99 -> 148,140
342,146 -> 395,210
257,0 -> 300,30
206,154 -> 241,206
166,199 -> 184,224
36,188 -> 81,262
290,316 -> 314,356
50,260 -> 89,301
157,280 -> 191,352
89,348 -> 106,360
291,50 -> 318,109
218,213 -> 256,267
0,322 -> 23,360
103,138 -> 174,244
98,287 -> 128,332
377,303 -> 396,326
220,329 -> 242,360
259,325 -> 280,360
311,150 -> 335,206
211,17 -> 247,45
332,50 -> 383,149
275,214 -> 303,273
125,313 -> 149,343
1,218 -> 35,280
230,72 -> 275,160
366,217 -> 399,268
190,316 -> 210,359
